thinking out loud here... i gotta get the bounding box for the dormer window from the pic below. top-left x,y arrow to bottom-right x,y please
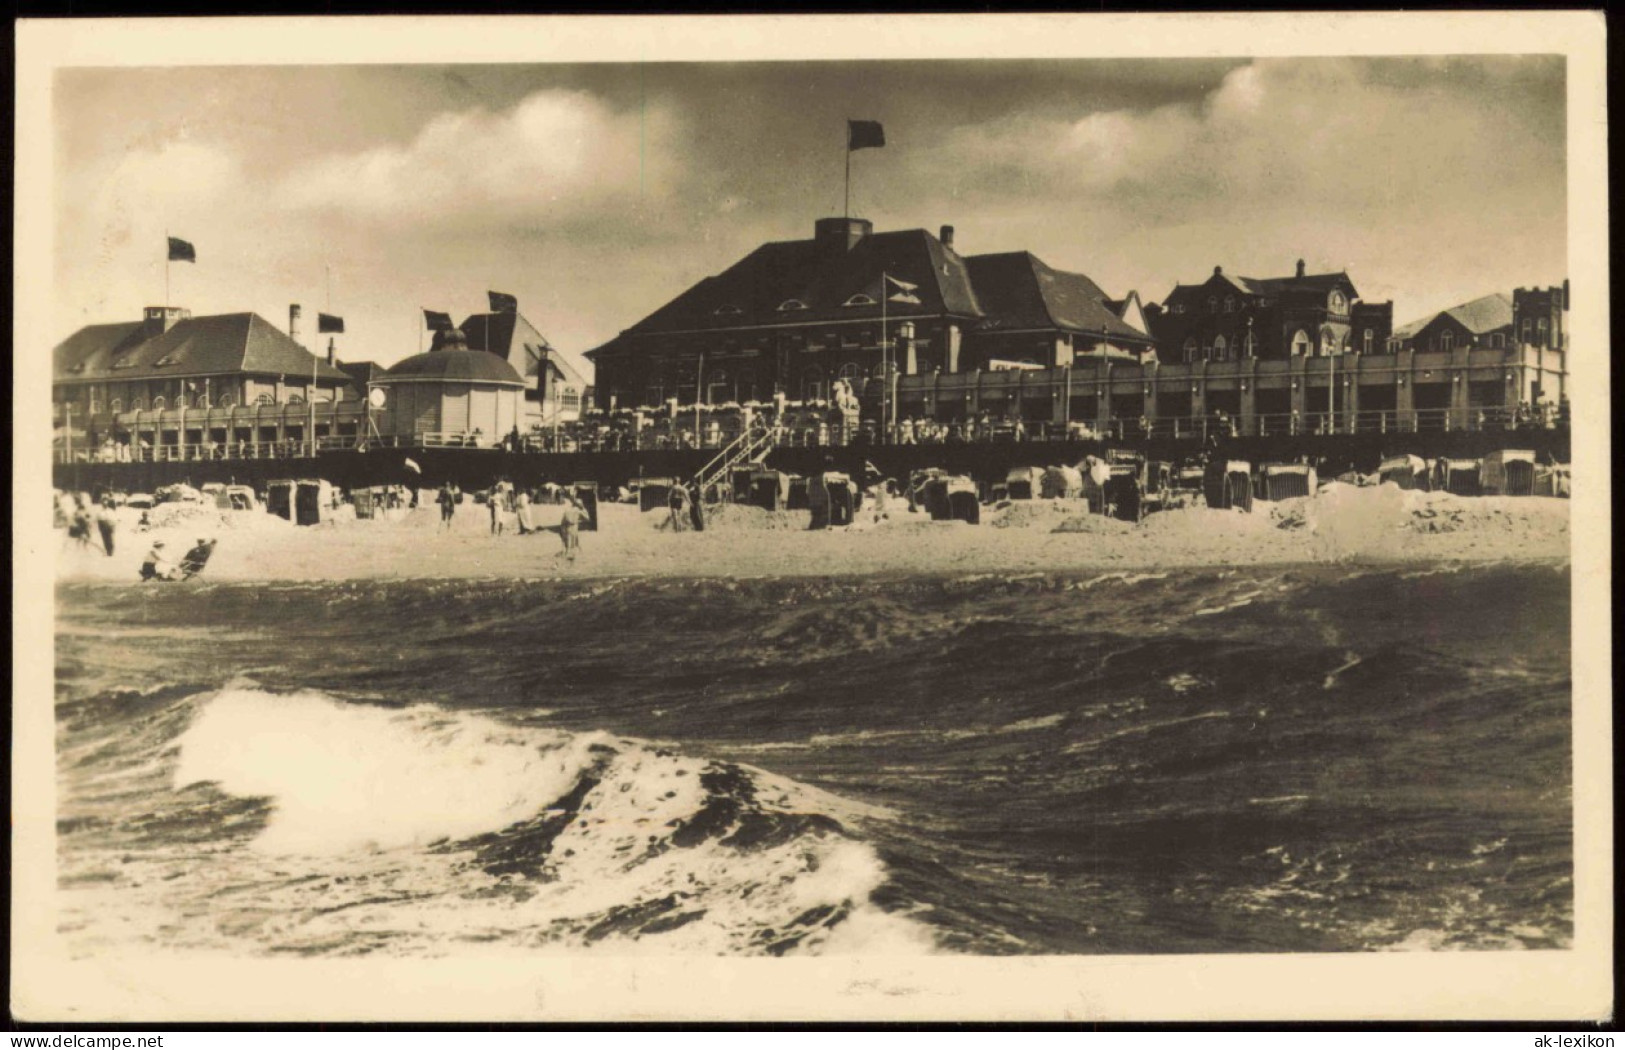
112,356 -> 137,369
777,299 -> 809,312
842,294 -> 876,307
714,305 -> 742,317
155,354 -> 178,367
1173,303 -> 1186,315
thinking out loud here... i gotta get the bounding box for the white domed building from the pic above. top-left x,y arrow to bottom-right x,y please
370,328 -> 527,447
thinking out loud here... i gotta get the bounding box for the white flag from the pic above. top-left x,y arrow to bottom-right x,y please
404,458 -> 422,475
886,274 -> 921,304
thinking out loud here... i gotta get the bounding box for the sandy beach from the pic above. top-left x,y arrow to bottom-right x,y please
52,483 -> 1570,585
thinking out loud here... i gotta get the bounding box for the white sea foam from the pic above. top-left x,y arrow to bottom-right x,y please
174,689 -> 609,855
162,688 -> 937,956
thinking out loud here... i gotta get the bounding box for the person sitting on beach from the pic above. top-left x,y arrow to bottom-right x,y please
139,540 -> 180,582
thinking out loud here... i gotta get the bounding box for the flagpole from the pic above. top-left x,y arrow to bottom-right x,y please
881,270 -> 888,445
164,229 -> 170,308
845,134 -> 851,220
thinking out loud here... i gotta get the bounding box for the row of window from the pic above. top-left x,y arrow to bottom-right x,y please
716,291 -> 923,316
71,391 -> 322,413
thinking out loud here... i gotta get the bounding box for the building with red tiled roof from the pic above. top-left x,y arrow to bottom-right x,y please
585,217 -> 1155,410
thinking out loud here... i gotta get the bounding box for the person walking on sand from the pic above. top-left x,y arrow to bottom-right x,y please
488,489 -> 505,536
95,499 -> 117,556
437,484 -> 457,531
557,495 -> 583,561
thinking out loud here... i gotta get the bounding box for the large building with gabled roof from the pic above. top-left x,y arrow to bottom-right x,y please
1144,260 -> 1393,363
53,305 -> 354,418
1390,293 -> 1515,353
585,217 -> 1155,410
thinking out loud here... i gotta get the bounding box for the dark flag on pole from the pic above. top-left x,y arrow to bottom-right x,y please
424,309 -> 454,332
488,291 -> 519,314
167,237 -> 197,263
847,120 -> 885,151
318,313 -> 345,334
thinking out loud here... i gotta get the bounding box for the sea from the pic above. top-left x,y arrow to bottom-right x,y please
54,562 -> 1573,958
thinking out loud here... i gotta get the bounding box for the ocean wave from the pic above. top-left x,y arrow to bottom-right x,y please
64,687 -> 939,957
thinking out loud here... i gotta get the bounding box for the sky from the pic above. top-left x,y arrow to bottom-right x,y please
54,55 -> 1567,379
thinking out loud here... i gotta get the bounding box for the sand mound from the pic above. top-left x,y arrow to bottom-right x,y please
988,499 -> 1080,530
690,503 -> 812,532
1052,512 -> 1134,535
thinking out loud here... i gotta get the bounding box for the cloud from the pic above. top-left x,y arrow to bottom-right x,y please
890,57 -> 1564,316
281,89 -> 686,230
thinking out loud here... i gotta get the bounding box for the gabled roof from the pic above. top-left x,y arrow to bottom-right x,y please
965,253 -> 1152,342
336,360 -> 389,387
1162,268 -> 1358,305
54,312 -> 351,384
1393,293 -> 1514,340
593,227 -> 982,353
454,310 -> 587,387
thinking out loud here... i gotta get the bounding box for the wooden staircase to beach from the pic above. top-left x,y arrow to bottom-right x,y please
692,421 -> 781,504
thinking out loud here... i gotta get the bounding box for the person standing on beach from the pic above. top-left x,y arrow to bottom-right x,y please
95,499 -> 117,556
515,488 -> 534,535
557,496 -> 582,561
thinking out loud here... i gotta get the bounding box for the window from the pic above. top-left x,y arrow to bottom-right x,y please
1207,297 -> 1218,314
645,380 -> 666,406
842,294 -> 876,307
1536,318 -> 1549,339
257,393 -> 276,405
1212,336 -> 1227,361
737,369 -> 756,402
1387,338 -> 1401,353
1363,329 -> 1374,354
1320,328 -> 1337,356
706,371 -> 731,403
801,367 -> 827,402
109,398 -> 123,413
288,394 -> 306,405
1489,333 -> 1503,349
1183,337 -> 1199,363
1173,303 -> 1187,315
152,396 -> 166,410
777,299 -> 809,312
1330,291 -> 1345,312
1521,318 -> 1532,341
1223,296 -> 1235,313
714,305 -> 742,317
218,393 -> 236,408
837,362 -> 863,384
1292,330 -> 1310,356
1439,330 -> 1455,352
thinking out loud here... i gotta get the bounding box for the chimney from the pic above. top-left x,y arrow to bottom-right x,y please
289,304 -> 303,345
142,305 -> 189,339
1295,259 -> 1306,278
814,216 -> 873,252
1214,265 -> 1223,276
940,225 -> 955,250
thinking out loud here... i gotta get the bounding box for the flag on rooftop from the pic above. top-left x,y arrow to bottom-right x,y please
886,273 -> 921,304
488,290 -> 519,314
167,237 -> 196,263
423,309 -> 454,332
318,313 -> 345,334
847,120 -> 885,151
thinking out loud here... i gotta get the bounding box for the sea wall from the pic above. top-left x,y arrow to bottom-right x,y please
54,428 -> 1570,494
